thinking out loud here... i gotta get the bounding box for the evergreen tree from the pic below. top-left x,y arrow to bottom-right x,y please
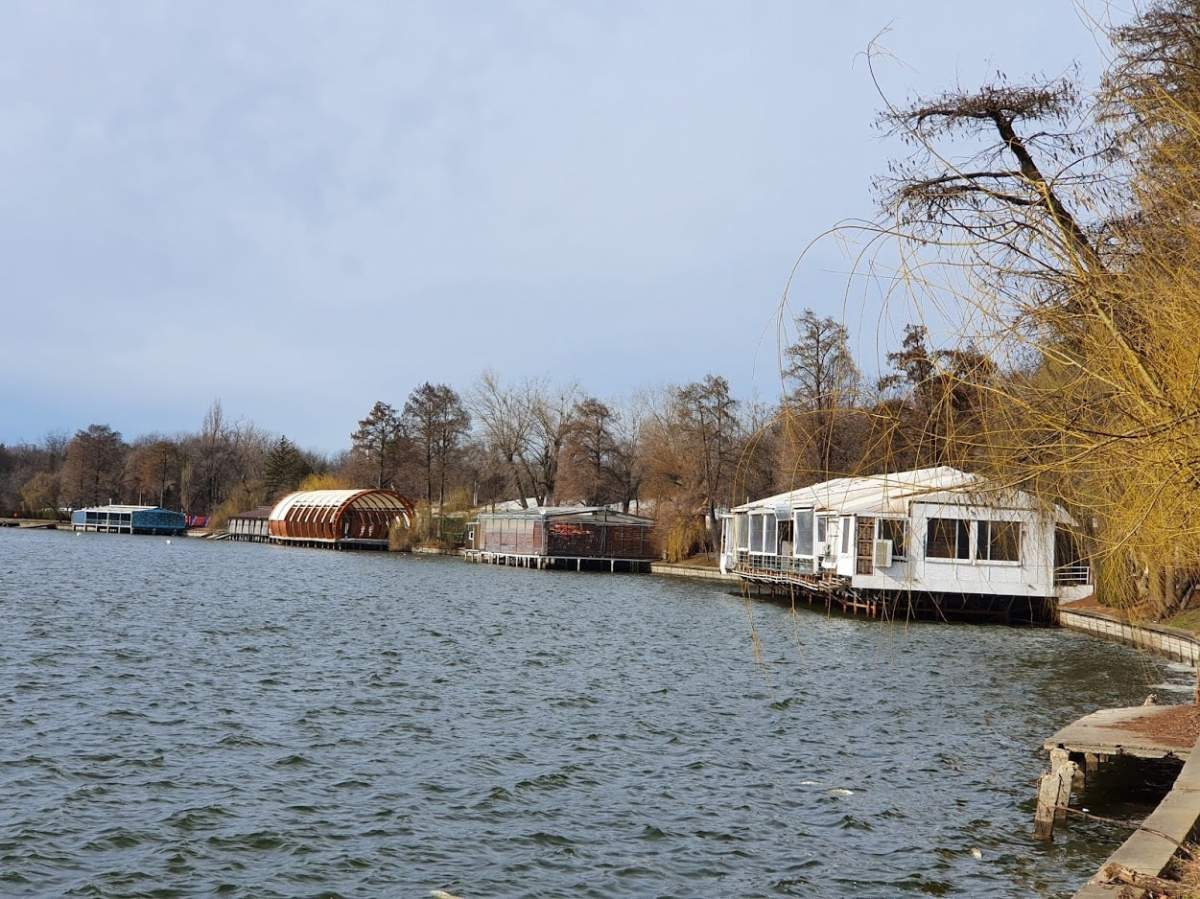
351,401 -> 404,489
264,435 -> 309,499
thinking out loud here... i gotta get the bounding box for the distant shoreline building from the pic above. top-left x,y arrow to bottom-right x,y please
71,505 -> 186,536
226,489 -> 416,550
465,506 -> 657,572
226,505 -> 272,542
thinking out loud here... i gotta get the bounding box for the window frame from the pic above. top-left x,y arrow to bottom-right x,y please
925,517 -> 971,561
977,519 -> 1021,565
735,512 -> 749,550
748,514 -> 764,553
794,508 -> 814,558
876,518 -> 907,561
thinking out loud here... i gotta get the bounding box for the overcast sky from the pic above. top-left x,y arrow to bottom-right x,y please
1,1 -> 1120,451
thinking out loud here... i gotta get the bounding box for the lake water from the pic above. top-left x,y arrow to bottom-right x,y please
0,529 -> 1188,897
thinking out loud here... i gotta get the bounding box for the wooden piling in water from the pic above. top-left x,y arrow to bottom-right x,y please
1035,750 -> 1076,841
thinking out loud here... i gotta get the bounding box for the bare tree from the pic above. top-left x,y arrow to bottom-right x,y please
189,400 -> 235,514
523,381 -> 579,506
470,371 -> 535,506
564,396 -> 618,505
126,436 -> 182,507
404,382 -> 471,509
674,375 -> 739,549
609,400 -> 646,513
878,76 -> 1104,279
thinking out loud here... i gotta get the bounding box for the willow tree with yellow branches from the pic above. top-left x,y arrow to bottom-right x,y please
866,0 -> 1200,616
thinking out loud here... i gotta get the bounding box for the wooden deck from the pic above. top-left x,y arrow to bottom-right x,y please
462,550 -> 652,573
1044,705 -> 1194,761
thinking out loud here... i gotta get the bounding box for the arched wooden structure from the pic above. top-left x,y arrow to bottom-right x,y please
267,489 -> 415,548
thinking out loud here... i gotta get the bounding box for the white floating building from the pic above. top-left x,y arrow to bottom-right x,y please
720,466 -> 1091,623
70,504 -> 186,536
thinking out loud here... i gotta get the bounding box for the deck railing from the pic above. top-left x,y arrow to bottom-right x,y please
733,551 -> 815,577
1054,564 -> 1092,586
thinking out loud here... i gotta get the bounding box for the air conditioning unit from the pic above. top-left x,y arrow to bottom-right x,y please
873,539 -> 893,568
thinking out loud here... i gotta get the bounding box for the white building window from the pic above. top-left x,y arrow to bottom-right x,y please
878,519 -> 907,560
764,515 -> 777,554
794,509 -> 813,557
927,518 -> 970,560
735,513 -> 749,550
978,520 -> 1020,562
778,518 -> 793,546
840,516 -> 852,555
749,514 -> 764,553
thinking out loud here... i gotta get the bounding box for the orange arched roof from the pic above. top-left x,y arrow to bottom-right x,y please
268,488 -> 414,542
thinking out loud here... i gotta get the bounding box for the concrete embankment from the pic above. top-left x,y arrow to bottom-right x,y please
1056,606 -> 1200,895
1060,605 -> 1200,664
1074,731 -> 1200,897
0,518 -> 64,530
649,562 -> 739,583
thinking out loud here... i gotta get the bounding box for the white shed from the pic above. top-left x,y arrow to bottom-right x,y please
720,466 -> 1091,613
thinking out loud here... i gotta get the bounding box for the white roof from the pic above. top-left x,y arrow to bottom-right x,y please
478,505 -> 652,523
77,504 -> 160,513
732,466 -> 1054,517
488,497 -> 657,515
488,497 -> 545,511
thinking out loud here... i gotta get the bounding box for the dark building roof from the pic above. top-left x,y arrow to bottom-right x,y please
475,506 -> 654,526
231,505 -> 274,521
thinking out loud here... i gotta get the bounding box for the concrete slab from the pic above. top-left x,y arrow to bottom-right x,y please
1074,731 -> 1200,897
1074,884 -> 1140,898
1045,706 -> 1192,760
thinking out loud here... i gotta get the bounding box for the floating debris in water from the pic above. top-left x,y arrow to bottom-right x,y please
431,891 -> 464,899
970,848 -> 983,860
829,788 -> 854,797
800,780 -> 819,786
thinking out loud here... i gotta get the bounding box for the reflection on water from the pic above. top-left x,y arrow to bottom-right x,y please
0,530 -> 1186,897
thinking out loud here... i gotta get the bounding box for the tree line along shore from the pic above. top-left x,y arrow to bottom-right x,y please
0,315 -> 990,563
8,0 -> 1200,637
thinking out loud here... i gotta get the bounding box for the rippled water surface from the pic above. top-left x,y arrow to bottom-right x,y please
0,530 -> 1187,897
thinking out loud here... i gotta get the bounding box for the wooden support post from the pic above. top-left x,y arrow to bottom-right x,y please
1084,752 -> 1099,775
1034,772 -> 1064,840
1034,751 -> 1077,840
